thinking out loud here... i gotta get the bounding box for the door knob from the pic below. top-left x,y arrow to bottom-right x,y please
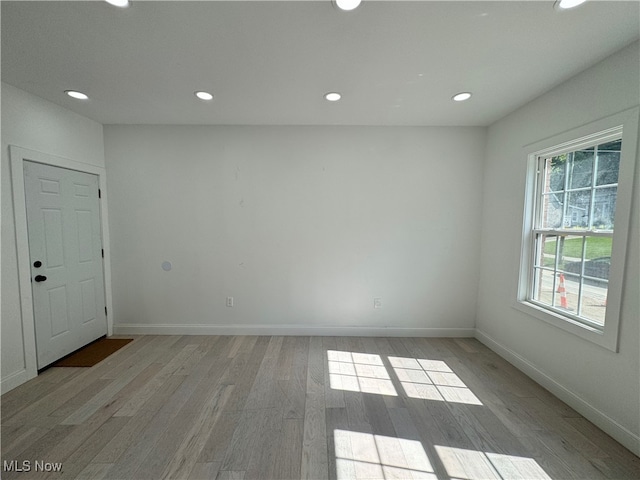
34,275 -> 47,282
33,260 -> 42,268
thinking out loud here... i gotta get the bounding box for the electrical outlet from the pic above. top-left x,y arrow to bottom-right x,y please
373,297 -> 382,309
226,296 -> 234,307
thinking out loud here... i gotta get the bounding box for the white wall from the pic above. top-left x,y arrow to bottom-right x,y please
476,42 -> 640,454
104,126 -> 485,336
1,83 -> 105,392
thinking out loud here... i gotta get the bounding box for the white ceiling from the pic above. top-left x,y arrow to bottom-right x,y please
2,1 -> 638,126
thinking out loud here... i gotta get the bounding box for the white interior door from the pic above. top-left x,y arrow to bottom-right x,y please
24,161 -> 107,368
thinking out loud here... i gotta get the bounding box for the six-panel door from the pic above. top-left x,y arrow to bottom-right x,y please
24,161 -> 107,368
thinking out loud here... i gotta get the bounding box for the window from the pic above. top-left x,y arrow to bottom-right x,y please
530,135 -> 620,327
517,109 -> 638,351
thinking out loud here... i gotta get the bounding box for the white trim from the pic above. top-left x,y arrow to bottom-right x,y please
526,125 -> 623,159
475,328 -> 640,457
9,146 -> 114,385
113,323 -> 476,338
10,148 -> 39,384
512,300 -> 609,347
0,369 -> 32,395
515,107 -> 639,352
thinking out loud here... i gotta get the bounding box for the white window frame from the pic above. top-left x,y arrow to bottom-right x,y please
515,108 -> 638,352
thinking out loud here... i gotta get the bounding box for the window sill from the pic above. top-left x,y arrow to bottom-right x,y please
513,300 -> 617,352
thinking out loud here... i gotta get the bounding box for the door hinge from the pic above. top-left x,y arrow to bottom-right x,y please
105,306 -> 108,316
98,188 -> 101,198
102,248 -> 104,258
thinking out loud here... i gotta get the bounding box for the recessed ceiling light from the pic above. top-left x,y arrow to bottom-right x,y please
452,92 -> 472,102
65,90 -> 89,100
334,0 -> 362,11
106,0 -> 130,7
324,92 -> 342,102
554,0 -> 587,9
195,91 -> 214,101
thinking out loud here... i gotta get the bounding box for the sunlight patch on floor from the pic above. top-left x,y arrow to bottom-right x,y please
334,429 -> 436,480
388,357 -> 482,405
328,350 -> 398,396
435,446 -> 552,480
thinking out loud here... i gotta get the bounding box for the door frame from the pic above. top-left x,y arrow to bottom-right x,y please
10,146 -> 113,383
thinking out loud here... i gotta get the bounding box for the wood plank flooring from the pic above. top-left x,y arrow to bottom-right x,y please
1,336 -> 638,479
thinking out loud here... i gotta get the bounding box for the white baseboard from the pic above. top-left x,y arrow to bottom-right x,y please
475,328 -> 640,457
1,368 -> 34,395
113,323 -> 475,338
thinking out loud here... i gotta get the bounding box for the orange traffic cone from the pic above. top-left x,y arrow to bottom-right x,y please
557,274 -> 568,309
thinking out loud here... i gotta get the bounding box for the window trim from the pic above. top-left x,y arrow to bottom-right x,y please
515,108 -> 639,352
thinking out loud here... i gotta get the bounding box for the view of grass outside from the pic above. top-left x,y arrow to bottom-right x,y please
543,236 -> 612,259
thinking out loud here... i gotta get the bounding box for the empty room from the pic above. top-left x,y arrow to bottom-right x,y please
1,1 -> 639,479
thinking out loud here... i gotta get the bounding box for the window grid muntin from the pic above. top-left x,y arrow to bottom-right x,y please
530,230 -> 612,327
587,149 -> 599,230
539,143 -> 619,231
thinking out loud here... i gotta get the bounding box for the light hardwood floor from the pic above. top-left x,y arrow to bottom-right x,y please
1,335 -> 639,480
